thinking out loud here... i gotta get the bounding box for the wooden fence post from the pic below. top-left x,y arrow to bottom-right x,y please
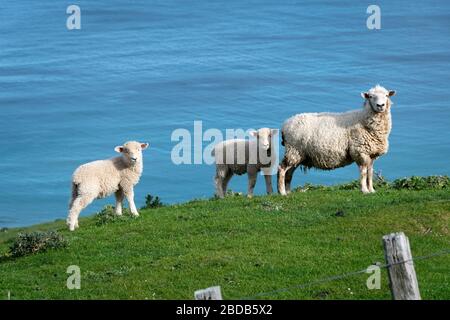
194,286 -> 223,300
382,232 -> 421,300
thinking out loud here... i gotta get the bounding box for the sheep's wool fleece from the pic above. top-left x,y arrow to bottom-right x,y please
72,156 -> 142,198
282,103 -> 391,170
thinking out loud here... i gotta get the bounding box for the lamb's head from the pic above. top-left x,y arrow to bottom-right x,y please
361,85 -> 396,113
114,141 -> 149,166
250,128 -> 278,151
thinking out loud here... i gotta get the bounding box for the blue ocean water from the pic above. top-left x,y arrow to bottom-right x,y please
0,1 -> 449,227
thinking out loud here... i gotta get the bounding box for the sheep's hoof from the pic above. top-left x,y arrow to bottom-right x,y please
67,219 -> 76,231
247,194 -> 253,199
131,212 -> 139,217
361,189 -> 370,194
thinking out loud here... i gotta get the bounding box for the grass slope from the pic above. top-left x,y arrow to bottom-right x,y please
0,182 -> 449,300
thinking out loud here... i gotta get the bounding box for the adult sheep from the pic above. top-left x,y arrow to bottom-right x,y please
213,128 -> 278,198
66,141 -> 149,231
278,85 -> 396,195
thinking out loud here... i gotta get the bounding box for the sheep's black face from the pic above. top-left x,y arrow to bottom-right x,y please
362,86 -> 396,113
114,141 -> 149,165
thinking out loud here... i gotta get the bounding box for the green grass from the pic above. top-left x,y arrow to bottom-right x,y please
0,178 -> 449,300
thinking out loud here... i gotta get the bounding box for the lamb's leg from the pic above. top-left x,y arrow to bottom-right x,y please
264,173 -> 273,194
214,166 -> 226,198
124,189 -> 139,216
222,170 -> 233,196
67,194 -> 95,231
247,167 -> 257,198
114,189 -> 124,215
69,182 -> 78,210
285,166 -> 297,194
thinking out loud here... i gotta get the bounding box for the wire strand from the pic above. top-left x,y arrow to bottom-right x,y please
237,249 -> 450,300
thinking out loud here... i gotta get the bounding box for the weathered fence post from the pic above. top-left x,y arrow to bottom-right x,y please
194,286 -> 223,300
382,232 -> 421,300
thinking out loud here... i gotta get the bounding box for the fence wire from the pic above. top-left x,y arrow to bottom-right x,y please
237,249 -> 450,300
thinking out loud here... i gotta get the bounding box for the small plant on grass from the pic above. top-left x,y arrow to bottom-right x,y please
9,231 -> 67,258
374,170 -> 390,188
392,175 -> 450,190
96,205 -> 132,226
226,189 -> 243,197
336,179 -> 360,190
141,194 -> 163,209
294,183 -> 330,192
260,201 -> 283,212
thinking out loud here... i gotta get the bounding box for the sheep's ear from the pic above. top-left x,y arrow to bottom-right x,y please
141,143 -> 149,150
271,129 -> 279,136
114,146 -> 124,153
361,92 -> 370,99
249,131 -> 258,137
388,90 -> 396,97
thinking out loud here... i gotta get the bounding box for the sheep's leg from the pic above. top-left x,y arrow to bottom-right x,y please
114,189 -> 124,215
358,164 -> 370,194
278,161 -> 291,196
278,147 -> 302,196
368,159 -> 375,193
247,167 -> 258,198
124,189 -> 139,216
264,173 -> 273,194
67,194 -> 95,231
356,154 -> 372,194
285,166 -> 297,194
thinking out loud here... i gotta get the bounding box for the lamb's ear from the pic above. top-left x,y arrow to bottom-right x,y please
114,146 -> 124,153
249,131 -> 258,137
271,129 -> 279,135
141,143 -> 149,150
361,92 -> 370,99
388,90 -> 396,97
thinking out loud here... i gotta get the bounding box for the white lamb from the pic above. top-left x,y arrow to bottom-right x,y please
213,128 -> 278,198
278,85 -> 396,195
66,141 -> 149,231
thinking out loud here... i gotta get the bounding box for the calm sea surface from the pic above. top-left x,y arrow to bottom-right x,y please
1,1 -> 449,227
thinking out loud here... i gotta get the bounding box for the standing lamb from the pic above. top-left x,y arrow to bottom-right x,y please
67,141 -> 149,231
278,85 -> 396,195
213,128 -> 278,198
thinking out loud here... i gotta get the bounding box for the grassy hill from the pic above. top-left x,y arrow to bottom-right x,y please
0,176 -> 449,300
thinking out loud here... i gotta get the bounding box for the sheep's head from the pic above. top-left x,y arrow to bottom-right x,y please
361,85 -> 396,113
250,128 -> 278,151
114,141 -> 149,165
